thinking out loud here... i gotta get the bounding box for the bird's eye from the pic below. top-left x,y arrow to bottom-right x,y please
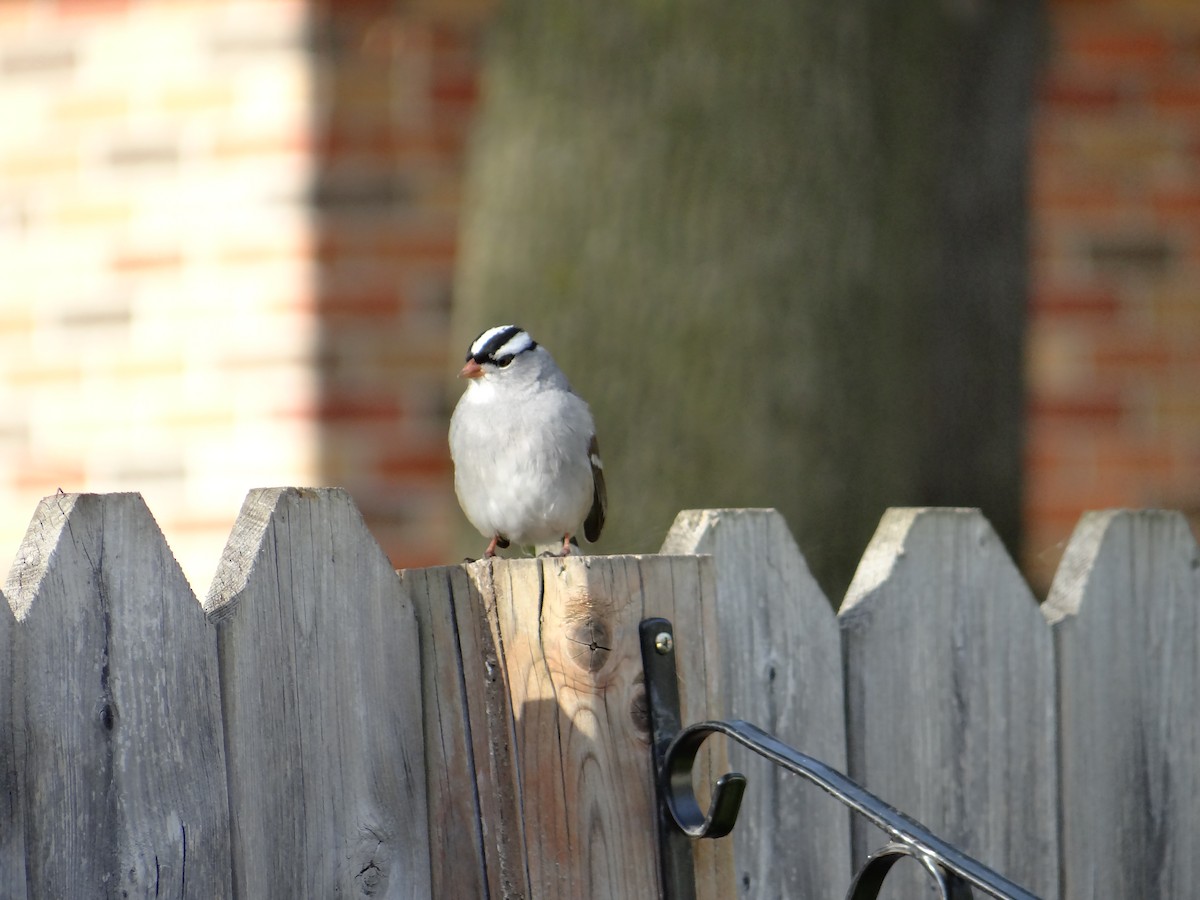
497,357 -> 512,367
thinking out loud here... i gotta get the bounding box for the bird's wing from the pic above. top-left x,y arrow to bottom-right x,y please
584,434 -> 606,543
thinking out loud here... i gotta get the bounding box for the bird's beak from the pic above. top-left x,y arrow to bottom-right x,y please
459,359 -> 484,379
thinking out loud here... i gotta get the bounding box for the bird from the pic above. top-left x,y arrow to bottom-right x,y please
449,324 -> 606,559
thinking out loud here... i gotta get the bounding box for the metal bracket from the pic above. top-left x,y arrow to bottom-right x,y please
640,618 -> 715,900
639,616 -> 1040,900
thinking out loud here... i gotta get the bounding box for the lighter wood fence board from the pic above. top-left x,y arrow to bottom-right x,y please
407,554 -> 735,899
0,587 -> 25,896
1045,510 -> 1200,900
204,487 -> 430,898
662,508 -> 852,898
6,493 -> 230,897
839,508 -> 1059,898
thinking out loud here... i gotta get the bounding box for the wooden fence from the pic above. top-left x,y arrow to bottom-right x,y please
1,488 -> 1197,898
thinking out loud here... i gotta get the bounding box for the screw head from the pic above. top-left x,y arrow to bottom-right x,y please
654,631 -> 674,655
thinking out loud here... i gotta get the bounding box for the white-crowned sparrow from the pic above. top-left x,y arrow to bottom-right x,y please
449,324 -> 606,558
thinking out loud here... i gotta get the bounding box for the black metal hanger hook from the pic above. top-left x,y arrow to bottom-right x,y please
662,724 -> 747,839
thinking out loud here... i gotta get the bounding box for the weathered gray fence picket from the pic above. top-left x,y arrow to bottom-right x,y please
1045,510 -> 1200,898
661,509 -> 852,898
1,581 -> 23,898
2,490 -> 1198,899
839,509 -> 1058,899
8,493 -> 230,897
204,488 -> 430,898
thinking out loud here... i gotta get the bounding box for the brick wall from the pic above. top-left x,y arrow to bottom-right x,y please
0,0 -> 487,589
1025,0 -> 1200,591
306,0 -> 489,570
0,1 -> 320,589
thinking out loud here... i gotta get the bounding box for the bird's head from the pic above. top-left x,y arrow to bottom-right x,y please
460,325 -> 538,380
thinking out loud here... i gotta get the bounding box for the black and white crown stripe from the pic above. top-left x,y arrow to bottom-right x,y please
468,325 -> 537,366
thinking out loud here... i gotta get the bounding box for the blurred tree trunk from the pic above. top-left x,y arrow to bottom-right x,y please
452,0 -> 1042,598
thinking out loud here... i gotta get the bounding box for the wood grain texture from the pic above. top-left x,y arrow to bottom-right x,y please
1044,510 -> 1200,900
452,554 -> 735,900
403,563 -> 528,899
205,488 -> 430,899
6,493 -> 230,897
662,508 -> 852,898
839,508 -> 1058,899
0,587 -> 26,896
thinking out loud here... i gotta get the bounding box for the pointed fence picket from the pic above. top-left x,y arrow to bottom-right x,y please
839,509 -> 1059,899
1,491 -> 1198,899
1045,510 -> 1200,899
661,509 -> 852,899
204,488 -> 430,898
6,493 -> 230,897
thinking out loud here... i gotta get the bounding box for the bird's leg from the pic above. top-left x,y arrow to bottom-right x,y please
557,534 -> 573,557
484,535 -> 502,558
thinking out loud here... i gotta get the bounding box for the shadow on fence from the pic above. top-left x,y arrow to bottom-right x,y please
2,488 -> 1198,898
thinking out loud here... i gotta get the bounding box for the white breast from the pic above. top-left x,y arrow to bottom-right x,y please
449,381 -> 595,546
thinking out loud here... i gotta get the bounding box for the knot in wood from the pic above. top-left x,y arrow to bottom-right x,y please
629,684 -> 650,738
563,589 -> 613,674
356,861 -> 383,895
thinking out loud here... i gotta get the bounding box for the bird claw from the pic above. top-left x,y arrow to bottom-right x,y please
540,536 -> 573,558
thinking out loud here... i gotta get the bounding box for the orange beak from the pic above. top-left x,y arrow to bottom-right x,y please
459,358 -> 484,379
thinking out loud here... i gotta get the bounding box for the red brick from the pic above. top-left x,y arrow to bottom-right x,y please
317,394 -> 402,423
211,132 -> 312,159
54,0 -> 130,14
1151,187 -> 1200,219
1061,24 -> 1173,72
1032,182 -> 1124,216
1029,394 -> 1125,426
1149,82 -> 1200,114
1023,433 -> 1077,477
111,249 -> 182,272
1031,285 -> 1121,317
1038,73 -> 1124,112
315,128 -> 396,160
315,0 -> 395,14
1093,336 -> 1173,372
1023,486 -> 1105,538
14,463 -> 87,491
374,231 -> 457,261
321,290 -> 405,318
431,72 -> 479,106
377,451 -> 451,479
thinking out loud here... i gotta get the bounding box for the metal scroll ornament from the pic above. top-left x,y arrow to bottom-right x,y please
638,618 -> 1039,900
